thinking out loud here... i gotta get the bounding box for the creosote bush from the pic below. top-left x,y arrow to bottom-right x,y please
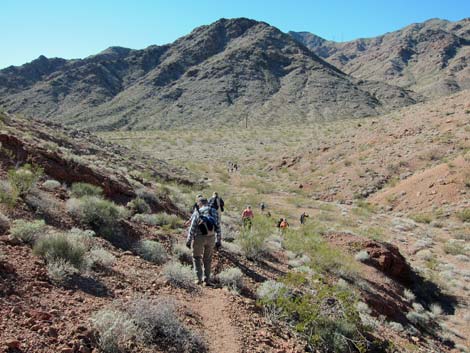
70,182 -> 103,198
257,272 -> 369,353
456,209 -> 470,222
0,164 -> 42,206
10,219 -> 47,244
135,240 -> 168,264
172,242 -> 192,265
33,232 -> 87,270
67,196 -> 124,240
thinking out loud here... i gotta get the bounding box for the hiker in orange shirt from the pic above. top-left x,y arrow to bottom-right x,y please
279,218 -> 289,233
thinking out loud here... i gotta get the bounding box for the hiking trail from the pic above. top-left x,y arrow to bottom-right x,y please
192,287 -> 242,353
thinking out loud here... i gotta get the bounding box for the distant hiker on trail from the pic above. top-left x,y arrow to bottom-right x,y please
276,218 -> 283,231
186,197 -> 221,286
300,212 -> 309,225
280,218 -> 289,233
260,202 -> 266,213
208,191 -> 225,220
241,205 -> 254,230
233,163 -> 238,172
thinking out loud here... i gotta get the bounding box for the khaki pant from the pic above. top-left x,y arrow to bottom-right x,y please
192,234 -> 215,282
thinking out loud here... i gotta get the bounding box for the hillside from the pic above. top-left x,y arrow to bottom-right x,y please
0,18 -> 419,130
289,18 -> 470,97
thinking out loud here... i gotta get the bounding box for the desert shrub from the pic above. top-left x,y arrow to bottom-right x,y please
42,179 -> 62,191
221,240 -> 242,255
257,273 -> 368,353
388,321 -> 404,333
352,200 -> 377,217
406,310 -> 431,328
8,164 -> 43,197
68,196 -> 123,239
91,308 -> 138,353
456,209 -> 470,222
218,267 -> 243,291
162,262 -> 197,291
135,240 -> 168,264
132,212 -> 182,229
10,219 -> 47,244
71,182 -> 103,197
410,213 -> 433,224
283,224 -> 356,277
47,259 -> 77,285
88,248 -> 116,268
443,240 -> 466,256
33,232 -> 87,269
0,212 -> 10,234
0,165 -> 42,206
235,216 -> 273,260
127,197 -> 150,214
403,289 -> 416,302
355,250 -> 370,262
172,243 -> 192,265
126,297 -> 207,352
136,188 -> 160,205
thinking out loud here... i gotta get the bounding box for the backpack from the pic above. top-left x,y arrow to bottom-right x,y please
197,208 -> 217,236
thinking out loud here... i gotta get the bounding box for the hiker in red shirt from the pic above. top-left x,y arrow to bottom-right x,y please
242,205 -> 254,230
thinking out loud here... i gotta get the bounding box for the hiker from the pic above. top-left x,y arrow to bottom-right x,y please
208,191 -> 224,220
300,212 -> 309,225
260,202 -> 266,213
184,194 -> 203,227
241,205 -> 254,230
276,218 -> 283,229
233,163 -> 238,172
280,218 -> 289,233
186,197 -> 221,286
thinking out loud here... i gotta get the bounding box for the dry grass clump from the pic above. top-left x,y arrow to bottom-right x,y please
10,219 -> 47,244
218,267 -> 243,292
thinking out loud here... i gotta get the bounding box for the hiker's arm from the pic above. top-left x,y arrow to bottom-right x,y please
220,198 -> 224,212
187,213 -> 198,242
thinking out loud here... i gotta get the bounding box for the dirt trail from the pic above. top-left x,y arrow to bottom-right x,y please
193,287 -> 242,353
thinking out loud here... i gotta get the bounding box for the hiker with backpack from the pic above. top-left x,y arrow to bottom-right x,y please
241,205 -> 254,230
186,197 -> 221,286
208,191 -> 224,220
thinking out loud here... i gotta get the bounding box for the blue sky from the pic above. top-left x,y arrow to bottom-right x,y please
1,0 -> 469,69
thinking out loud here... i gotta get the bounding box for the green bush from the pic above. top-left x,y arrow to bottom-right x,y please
257,273 -> 368,353
0,165 -> 42,206
33,232 -> 87,269
87,247 -> 116,268
410,213 -> 433,224
235,215 -> 272,260
456,209 -> 470,222
10,219 -> 47,244
135,240 -> 168,264
71,182 -> 103,198
68,196 -> 123,239
47,259 -> 78,285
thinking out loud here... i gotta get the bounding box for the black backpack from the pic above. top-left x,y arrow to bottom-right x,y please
197,208 -> 217,236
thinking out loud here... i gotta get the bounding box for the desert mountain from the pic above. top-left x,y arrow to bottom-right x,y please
289,18 -> 470,97
0,18 -> 419,130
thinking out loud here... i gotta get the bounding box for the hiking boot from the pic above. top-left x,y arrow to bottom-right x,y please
204,279 -> 215,287
194,279 -> 203,285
